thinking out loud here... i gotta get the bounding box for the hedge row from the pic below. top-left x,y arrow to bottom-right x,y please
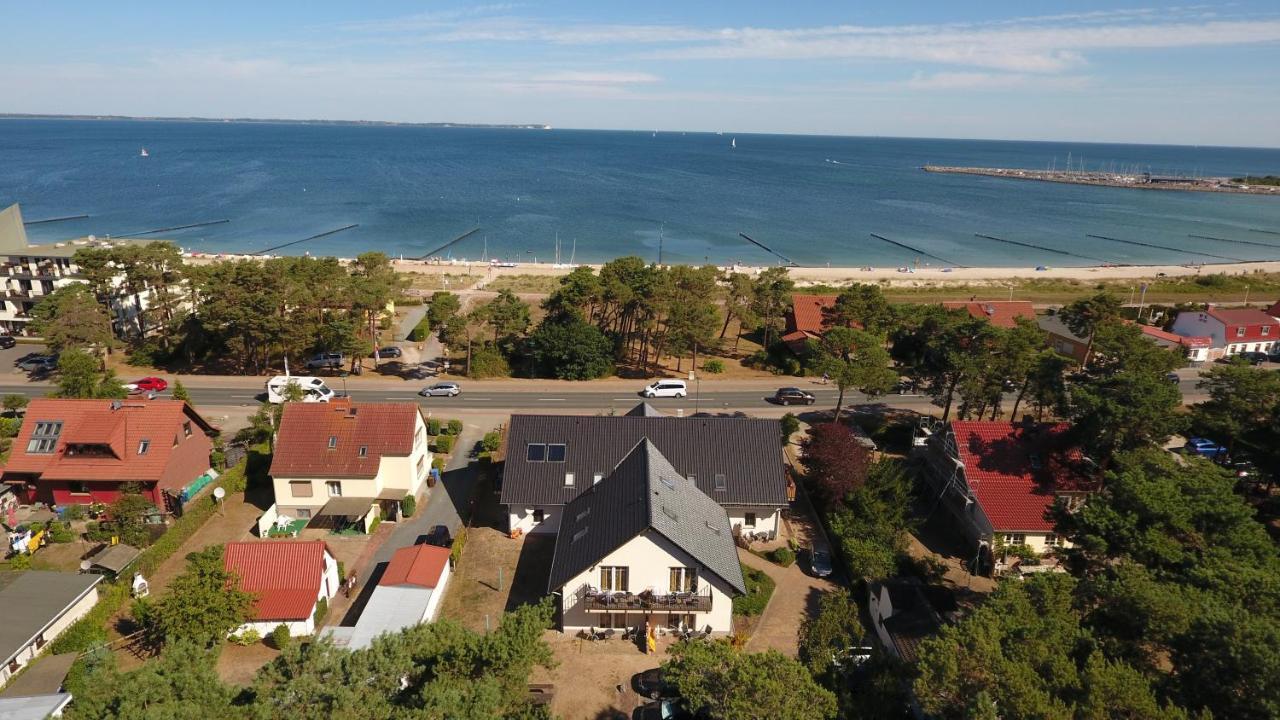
49,489 -> 226,654
731,563 -> 776,617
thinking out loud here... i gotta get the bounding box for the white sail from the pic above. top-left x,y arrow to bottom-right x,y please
731,138 -> 736,149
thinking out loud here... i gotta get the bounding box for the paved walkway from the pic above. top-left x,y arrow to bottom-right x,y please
739,548 -> 837,657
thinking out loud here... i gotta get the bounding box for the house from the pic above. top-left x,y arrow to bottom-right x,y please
268,400 -> 431,531
941,300 -> 1036,329
500,406 -> 790,538
781,294 -> 839,353
1038,314 -> 1090,363
0,571 -> 103,687
0,203 -> 178,338
1039,314 -> 1212,364
917,420 -> 1097,572
323,543 -> 452,650
1169,307 -> 1277,360
224,540 -> 339,638
547,439 -> 746,635
1138,323 -> 1213,362
867,579 -> 952,664
0,399 -> 216,511
0,694 -> 73,719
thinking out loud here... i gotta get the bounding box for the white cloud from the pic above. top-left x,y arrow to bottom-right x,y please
904,72 -> 1090,91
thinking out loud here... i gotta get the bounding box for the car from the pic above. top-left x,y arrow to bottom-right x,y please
1238,351 -> 1269,365
419,381 -> 461,397
304,352 -> 344,370
13,352 -> 42,366
0,335 -> 15,349
18,355 -> 57,372
127,377 -> 168,393
1184,437 -> 1228,459
422,524 -> 453,548
632,668 -> 675,700
809,547 -> 833,578
1165,372 -> 1181,384
773,387 -> 815,406
634,699 -> 701,720
373,346 -> 403,359
641,380 -> 687,398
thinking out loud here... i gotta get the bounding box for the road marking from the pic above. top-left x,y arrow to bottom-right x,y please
612,397 -> 641,401
537,398 -> 566,402
229,395 -> 258,399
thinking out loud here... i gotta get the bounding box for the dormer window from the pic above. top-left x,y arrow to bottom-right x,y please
564,472 -> 575,487
358,446 -> 368,458
593,472 -> 604,485
138,439 -> 150,455
183,421 -> 192,438
327,436 -> 337,449
1265,326 -> 1272,337
714,474 -> 726,491
1237,327 -> 1246,338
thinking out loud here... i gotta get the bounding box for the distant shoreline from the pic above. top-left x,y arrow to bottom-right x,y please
0,113 -> 551,130
924,165 -> 1280,196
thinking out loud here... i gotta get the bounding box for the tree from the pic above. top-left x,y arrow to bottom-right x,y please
663,640 -> 837,720
779,413 -> 800,445
749,267 -> 795,348
479,289 -> 531,346
719,271 -> 758,351
523,318 -> 614,380
894,309 -> 998,422
105,487 -> 159,548
825,460 -> 915,581
999,318 -> 1050,421
63,642 -> 236,720
54,349 -> 104,399
543,265 -> 602,322
812,327 -> 897,421
170,380 -> 191,404
801,423 -> 873,507
1026,350 -> 1073,421
1192,358 -> 1280,453
827,284 -> 895,336
139,545 -> 254,649
2,394 -> 28,413
427,291 -> 462,333
1058,293 -> 1123,368
30,283 -> 116,353
799,591 -> 865,677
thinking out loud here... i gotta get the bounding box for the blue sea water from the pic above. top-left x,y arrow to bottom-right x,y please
2,118 -> 1280,268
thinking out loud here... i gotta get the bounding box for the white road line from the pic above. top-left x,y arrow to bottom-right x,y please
537,398 -> 567,402
611,397 -> 640,401
229,395 -> 258,399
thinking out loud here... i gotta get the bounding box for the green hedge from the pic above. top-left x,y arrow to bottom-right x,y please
401,495 -> 417,518
450,527 -> 467,566
433,436 -> 454,454
447,419 -> 463,436
407,315 -> 431,342
767,547 -> 796,567
731,563 -> 776,617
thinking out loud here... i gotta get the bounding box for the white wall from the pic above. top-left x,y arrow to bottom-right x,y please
557,530 -> 736,635
508,505 -> 561,535
998,531 -> 1071,555
424,566 -> 452,622
232,549 -> 339,639
726,507 -> 780,538
238,617 -> 314,639
0,586 -> 100,687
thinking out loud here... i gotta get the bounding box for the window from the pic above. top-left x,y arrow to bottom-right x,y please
1044,534 -> 1061,547
576,507 -> 591,522
326,481 -> 342,497
69,481 -> 89,495
593,472 -> 604,485
289,481 -> 313,498
1266,326 -> 1273,337
1003,533 -> 1026,545
687,474 -> 696,484
745,513 -> 757,528
599,566 -> 629,592
533,509 -> 545,523
526,444 -> 546,462
670,567 -> 698,593
1237,327 -> 1246,338
26,421 -> 62,454
564,472 -> 575,487
358,446 -> 368,458
415,426 -> 426,448
416,456 -> 426,479
714,474 -> 726,491
666,613 -> 696,630
137,439 -> 150,455
327,436 -> 337,449
547,444 -> 567,462
183,421 -> 192,438
296,509 -> 312,519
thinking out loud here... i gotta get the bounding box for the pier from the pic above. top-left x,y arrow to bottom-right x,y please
923,166 -> 1280,196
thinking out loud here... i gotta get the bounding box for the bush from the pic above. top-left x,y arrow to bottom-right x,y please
468,344 -> 512,378
731,564 -> 776,616
48,521 -> 74,544
62,504 -> 86,521
219,464 -> 247,493
230,628 -> 261,646
270,624 -> 292,650
313,597 -> 328,625
401,494 -> 417,518
428,418 -> 441,436
450,527 -> 467,566
767,547 -> 796,567
9,553 -> 32,570
780,413 -> 800,445
0,417 -> 21,439
447,419 -> 463,436
432,456 -> 445,471
434,435 -> 454,454
482,431 -> 502,453
702,359 -> 725,374
407,315 -> 431,342
369,515 -> 382,534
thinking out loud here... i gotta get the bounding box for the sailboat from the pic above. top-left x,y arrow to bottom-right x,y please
731,137 -> 736,150
139,147 -> 149,157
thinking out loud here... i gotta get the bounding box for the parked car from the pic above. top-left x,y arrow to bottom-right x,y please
773,387 -> 815,406
419,381 -> 461,397
305,352 -> 344,370
18,355 -> 57,372
127,377 -> 168,393
1165,372 -> 1181,384
634,699 -> 702,720
1184,437 -> 1228,459
1237,351 -> 1269,365
632,668 -> 675,700
641,380 -> 687,398
809,547 -> 833,578
373,346 -> 403,359
0,335 -> 15,349
422,525 -> 453,548
14,352 -> 42,366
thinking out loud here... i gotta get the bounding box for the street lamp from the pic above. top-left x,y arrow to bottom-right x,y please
689,370 -> 700,415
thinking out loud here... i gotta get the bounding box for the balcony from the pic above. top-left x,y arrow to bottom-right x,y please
581,587 -> 712,613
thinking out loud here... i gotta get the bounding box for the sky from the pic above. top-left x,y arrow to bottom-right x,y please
2,2 -> 1279,147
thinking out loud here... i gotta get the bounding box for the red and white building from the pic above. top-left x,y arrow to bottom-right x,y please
1169,307 -> 1277,361
781,294 -> 839,353
0,399 -> 215,511
224,540 -> 340,638
323,543 -> 452,650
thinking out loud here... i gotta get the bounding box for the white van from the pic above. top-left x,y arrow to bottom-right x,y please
642,379 -> 687,398
265,375 -> 335,404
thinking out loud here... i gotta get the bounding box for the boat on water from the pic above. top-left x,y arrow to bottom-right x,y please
731,137 -> 736,150
139,147 -> 149,157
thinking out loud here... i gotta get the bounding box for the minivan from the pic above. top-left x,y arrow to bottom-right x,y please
642,380 -> 687,398
265,375 -> 335,404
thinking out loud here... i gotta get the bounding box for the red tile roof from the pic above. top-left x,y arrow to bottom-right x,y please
380,544 -> 450,589
787,295 -> 838,334
1,399 -> 214,488
941,301 -> 1036,329
1140,324 -> 1211,348
1206,308 -> 1277,342
269,402 -> 421,479
949,421 -> 1095,532
224,540 -> 331,621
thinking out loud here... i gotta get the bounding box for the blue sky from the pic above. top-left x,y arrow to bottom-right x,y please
4,2 -> 1279,146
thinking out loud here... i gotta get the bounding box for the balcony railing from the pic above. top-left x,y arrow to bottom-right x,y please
580,587 -> 712,613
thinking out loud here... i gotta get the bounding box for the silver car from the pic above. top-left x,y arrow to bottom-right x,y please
419,382 -> 461,397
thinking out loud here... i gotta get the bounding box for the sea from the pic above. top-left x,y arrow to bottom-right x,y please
2,118 -> 1280,268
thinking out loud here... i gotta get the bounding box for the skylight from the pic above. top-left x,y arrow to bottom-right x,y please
547,443 -> 567,462
661,505 -> 679,522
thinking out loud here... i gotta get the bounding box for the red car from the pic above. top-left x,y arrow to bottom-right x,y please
128,377 -> 168,393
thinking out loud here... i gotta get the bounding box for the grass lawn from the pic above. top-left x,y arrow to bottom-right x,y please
732,562 -> 776,617
482,274 -> 564,294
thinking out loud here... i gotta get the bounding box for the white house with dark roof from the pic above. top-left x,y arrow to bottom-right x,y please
0,571 -> 102,688
500,405 -> 790,538
547,439 -> 746,635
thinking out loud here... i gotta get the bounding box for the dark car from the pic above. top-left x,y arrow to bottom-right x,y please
0,335 -> 15,349
373,346 -> 403,359
634,700 -> 701,720
773,387 -> 815,406
1238,351 -> 1269,365
632,668 -> 675,700
809,547 -> 833,578
422,524 -> 452,548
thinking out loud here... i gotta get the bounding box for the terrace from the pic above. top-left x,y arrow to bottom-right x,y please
580,586 -> 713,613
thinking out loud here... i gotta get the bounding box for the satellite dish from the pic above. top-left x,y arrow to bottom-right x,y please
213,487 -> 226,500
80,560 -> 92,572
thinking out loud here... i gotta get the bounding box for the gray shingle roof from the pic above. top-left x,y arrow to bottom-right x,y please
0,572 -> 102,666
625,403 -> 665,417
501,411 -> 787,507
547,439 -> 747,595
